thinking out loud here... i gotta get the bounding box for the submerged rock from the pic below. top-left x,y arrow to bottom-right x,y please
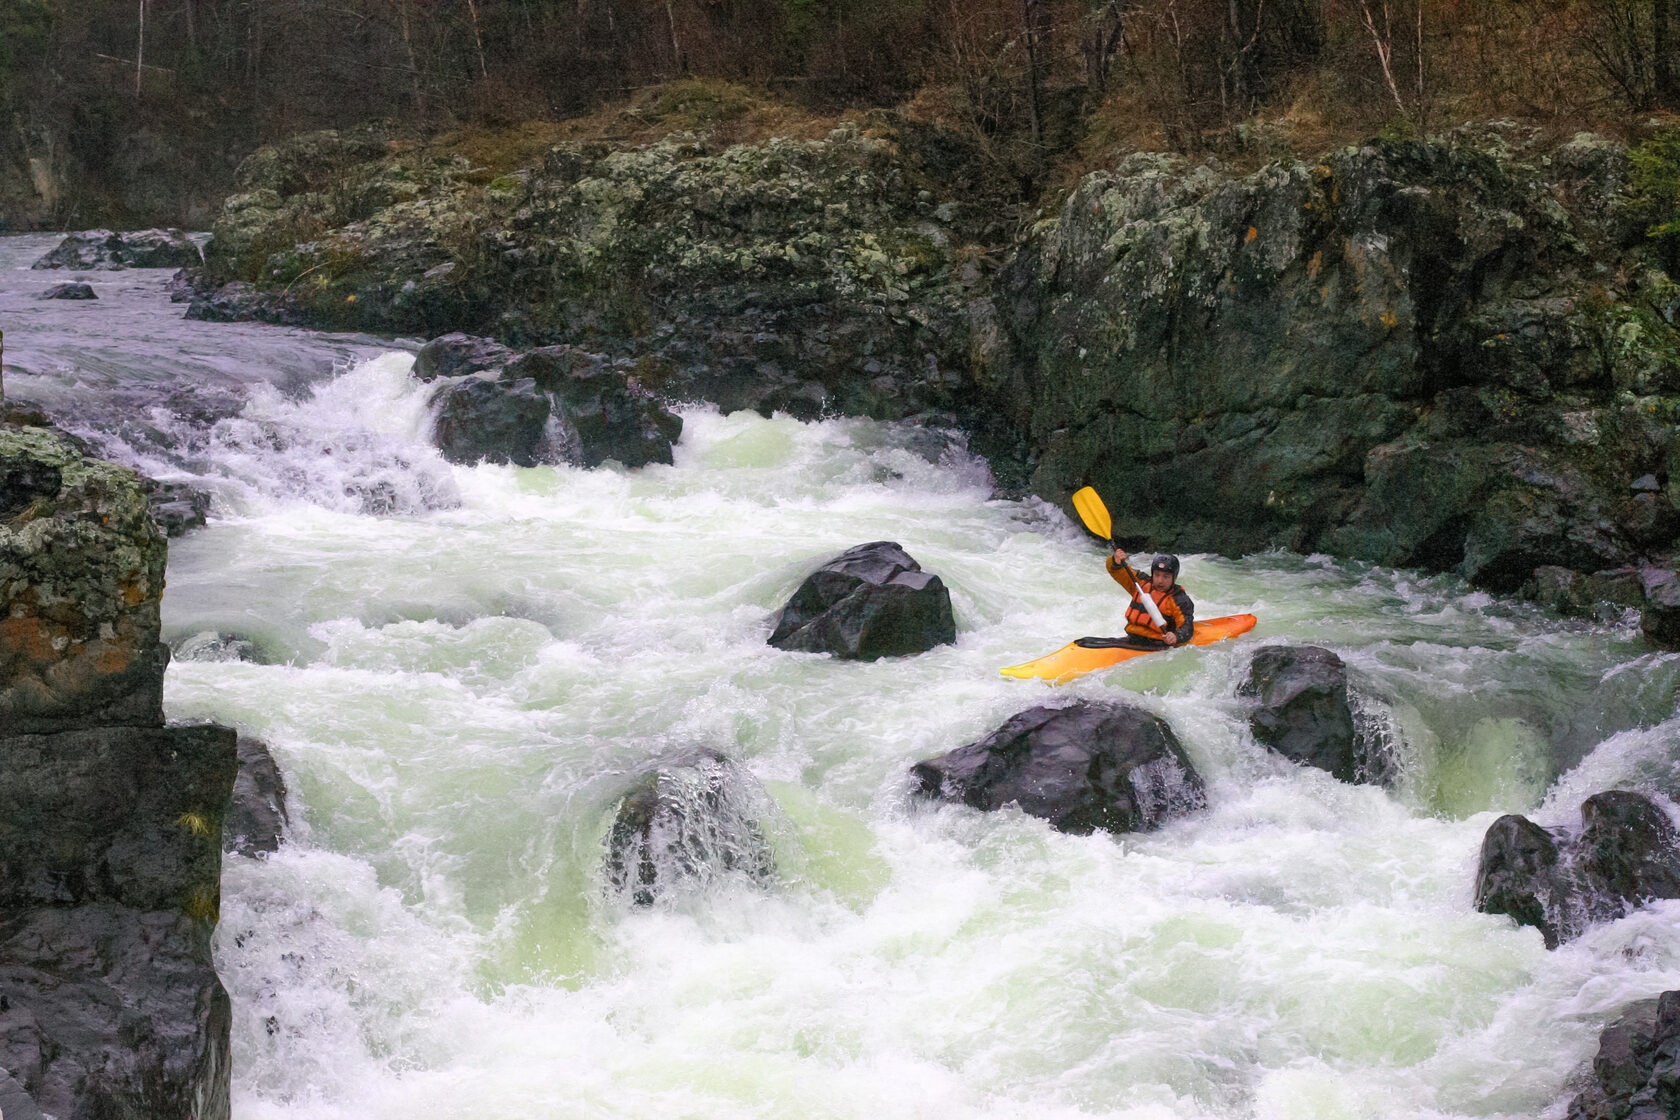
605,748 -> 775,906
31,228 -> 200,270
769,541 -> 956,660
1474,790 -> 1680,947
911,701 -> 1206,835
1239,645 -> 1388,784
430,375 -> 571,468
1565,990 -> 1680,1120
38,281 -> 96,300
143,477 -> 213,537
224,736 -> 289,857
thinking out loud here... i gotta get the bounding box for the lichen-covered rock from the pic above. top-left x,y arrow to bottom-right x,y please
189,115 -> 996,423
1565,990 -> 1680,1120
768,540 -> 956,660
1639,565 -> 1680,648
605,747 -> 774,906
1474,789 -> 1680,948
31,228 -> 200,270
911,701 -> 1206,835
996,131 -> 1680,590
1239,644 -> 1387,784
0,426 -> 169,734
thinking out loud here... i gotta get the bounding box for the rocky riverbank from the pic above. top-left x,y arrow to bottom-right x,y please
0,419 -> 235,1120
178,117 -> 1680,637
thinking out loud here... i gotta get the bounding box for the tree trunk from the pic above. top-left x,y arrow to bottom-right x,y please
1658,0 -> 1675,103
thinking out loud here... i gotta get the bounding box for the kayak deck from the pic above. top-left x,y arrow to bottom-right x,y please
1000,614 -> 1258,683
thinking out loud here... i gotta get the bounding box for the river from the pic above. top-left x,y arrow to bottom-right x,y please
5,233 -> 1680,1120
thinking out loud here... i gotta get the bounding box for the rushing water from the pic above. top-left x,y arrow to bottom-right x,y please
6,233 -> 1680,1120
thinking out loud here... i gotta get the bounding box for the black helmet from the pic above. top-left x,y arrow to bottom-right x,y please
1150,554 -> 1180,578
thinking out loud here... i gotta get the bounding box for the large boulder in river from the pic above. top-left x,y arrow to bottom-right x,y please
769,541 -> 956,660
1,426 -> 169,734
1238,645 -> 1387,784
38,281 -> 96,300
605,748 -> 775,906
1565,990 -> 1680,1120
430,376 -> 571,468
1474,790 -> 1680,948
504,347 -> 682,468
911,701 -> 1207,834
31,228 -> 200,270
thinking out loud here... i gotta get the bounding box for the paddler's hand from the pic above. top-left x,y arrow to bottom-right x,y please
1111,545 -> 1127,565
1162,632 -> 1179,646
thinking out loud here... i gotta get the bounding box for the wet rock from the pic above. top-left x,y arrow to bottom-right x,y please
0,724 -> 237,1120
1,427 -> 169,734
430,376 -> 572,468
505,347 -> 682,468
143,477 -> 213,537
38,281 -> 96,300
224,736 -> 288,857
768,541 -> 956,660
911,700 -> 1207,835
1533,565 -> 1644,622
172,631 -> 260,664
1474,813 -> 1572,949
1473,790 -> 1680,947
1239,645 -> 1385,784
605,748 -> 774,906
412,332 -> 514,382
1639,566 -> 1680,649
1565,990 -> 1680,1120
184,281 -> 309,327
0,1071 -> 46,1120
31,228 -> 200,270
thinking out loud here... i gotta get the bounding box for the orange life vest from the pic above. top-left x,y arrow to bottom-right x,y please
1108,560 -> 1190,641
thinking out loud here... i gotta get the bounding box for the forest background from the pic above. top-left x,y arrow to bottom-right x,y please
1,0 -> 1678,228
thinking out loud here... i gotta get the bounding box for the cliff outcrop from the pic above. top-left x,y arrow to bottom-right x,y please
1,421 -> 235,1120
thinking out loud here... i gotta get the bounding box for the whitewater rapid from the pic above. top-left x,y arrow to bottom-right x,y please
5,234 -> 1680,1120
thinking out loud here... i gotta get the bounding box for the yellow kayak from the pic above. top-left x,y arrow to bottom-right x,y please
1000,614 -> 1259,683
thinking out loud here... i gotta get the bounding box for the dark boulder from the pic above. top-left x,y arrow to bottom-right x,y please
184,281 -> 309,327
143,477 -> 213,537
1640,566 -> 1680,649
1473,790 -> 1680,947
605,748 -> 774,906
769,541 -> 957,660
911,701 -> 1207,835
1474,813 -> 1573,949
224,736 -> 289,857
1566,990 -> 1680,1120
1239,645 -> 1385,784
1533,565 -> 1645,623
31,228 -> 200,271
412,333 -> 514,382
430,376 -> 573,468
505,347 -> 682,468
38,281 -> 96,300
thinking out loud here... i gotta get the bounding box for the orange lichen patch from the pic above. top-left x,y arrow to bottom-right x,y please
1307,250 -> 1324,279
1380,308 -> 1400,329
92,640 -> 134,674
1,616 -> 62,661
120,581 -> 148,607
1246,226 -> 1259,241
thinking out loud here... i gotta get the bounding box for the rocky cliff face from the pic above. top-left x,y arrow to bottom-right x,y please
0,422 -> 235,1120
988,127 -> 1680,595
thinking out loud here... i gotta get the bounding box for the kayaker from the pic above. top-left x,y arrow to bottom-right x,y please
1105,548 -> 1194,648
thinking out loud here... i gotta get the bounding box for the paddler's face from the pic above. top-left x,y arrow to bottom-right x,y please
1150,569 -> 1173,592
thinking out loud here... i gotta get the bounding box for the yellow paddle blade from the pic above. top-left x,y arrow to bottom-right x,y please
1070,486 -> 1112,541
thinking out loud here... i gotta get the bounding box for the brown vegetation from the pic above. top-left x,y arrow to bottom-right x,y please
1,0 -> 1676,226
